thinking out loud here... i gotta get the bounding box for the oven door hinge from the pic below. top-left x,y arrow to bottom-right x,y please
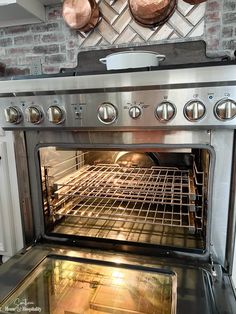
20,236 -> 42,255
209,253 -> 218,280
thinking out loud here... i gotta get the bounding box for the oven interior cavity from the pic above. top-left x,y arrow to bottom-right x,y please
39,148 -> 210,251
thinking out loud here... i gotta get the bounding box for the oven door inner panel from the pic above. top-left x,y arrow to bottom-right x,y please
1,256 -> 176,314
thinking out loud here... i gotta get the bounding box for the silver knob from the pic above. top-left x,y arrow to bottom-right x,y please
155,102 -> 175,122
129,106 -> 142,119
215,98 -> 236,120
47,106 -> 64,124
184,100 -> 206,121
4,106 -> 22,124
25,106 -> 43,124
98,103 -> 117,124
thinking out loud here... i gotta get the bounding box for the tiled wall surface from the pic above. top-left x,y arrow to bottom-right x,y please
0,0 -> 235,75
78,0 -> 205,48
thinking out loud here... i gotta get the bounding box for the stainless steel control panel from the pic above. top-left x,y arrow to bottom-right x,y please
0,86 -> 236,129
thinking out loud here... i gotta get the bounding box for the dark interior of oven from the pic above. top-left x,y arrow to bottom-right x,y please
39,148 -> 209,252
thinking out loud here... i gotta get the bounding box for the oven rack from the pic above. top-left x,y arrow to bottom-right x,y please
50,164 -> 204,231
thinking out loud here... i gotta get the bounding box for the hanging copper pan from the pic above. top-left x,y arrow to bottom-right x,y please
62,0 -> 100,32
129,0 -> 177,28
183,0 -> 206,4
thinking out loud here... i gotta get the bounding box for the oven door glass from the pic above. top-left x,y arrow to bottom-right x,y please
0,256 -> 176,314
39,148 -> 210,252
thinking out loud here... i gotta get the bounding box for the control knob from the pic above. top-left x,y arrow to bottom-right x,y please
4,106 -> 22,124
129,106 -> 141,119
25,106 -> 43,124
47,106 -> 65,124
214,98 -> 236,120
184,100 -> 206,121
98,103 -> 117,124
155,102 -> 175,122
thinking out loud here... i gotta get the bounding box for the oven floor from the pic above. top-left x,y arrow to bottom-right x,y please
52,216 -> 204,250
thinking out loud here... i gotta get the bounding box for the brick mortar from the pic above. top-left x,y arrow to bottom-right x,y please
205,0 -> 236,58
0,0 -> 235,75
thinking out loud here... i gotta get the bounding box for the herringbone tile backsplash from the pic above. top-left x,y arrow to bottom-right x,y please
79,0 -> 206,48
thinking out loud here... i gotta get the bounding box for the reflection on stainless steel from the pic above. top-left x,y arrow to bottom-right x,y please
0,65 -> 236,96
2,86 -> 236,130
1,257 -> 175,314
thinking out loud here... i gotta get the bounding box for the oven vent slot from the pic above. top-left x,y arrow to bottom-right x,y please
47,162 -> 204,233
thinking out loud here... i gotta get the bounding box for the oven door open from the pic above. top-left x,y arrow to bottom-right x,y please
0,249 -> 176,314
0,244 -> 236,314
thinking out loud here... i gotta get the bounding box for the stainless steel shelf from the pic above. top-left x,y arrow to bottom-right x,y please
50,164 -> 204,232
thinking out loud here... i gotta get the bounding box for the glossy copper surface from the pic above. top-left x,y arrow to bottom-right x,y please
183,0 -> 206,4
129,0 -> 177,27
62,0 -> 100,32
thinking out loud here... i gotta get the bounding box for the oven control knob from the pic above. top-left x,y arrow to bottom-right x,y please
184,100 -> 206,121
214,98 -> 236,120
26,106 -> 43,124
129,106 -> 141,119
155,102 -> 175,122
4,106 -> 22,124
98,103 -> 117,124
47,106 -> 65,124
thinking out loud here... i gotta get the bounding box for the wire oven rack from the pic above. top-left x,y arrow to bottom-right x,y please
48,163 -> 204,232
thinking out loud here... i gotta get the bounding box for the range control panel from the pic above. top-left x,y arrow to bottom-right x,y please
0,87 -> 236,129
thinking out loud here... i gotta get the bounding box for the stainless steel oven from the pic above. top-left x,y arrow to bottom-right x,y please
0,64 -> 235,313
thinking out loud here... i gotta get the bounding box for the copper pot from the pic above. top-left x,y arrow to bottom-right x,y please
62,0 -> 100,32
129,0 -> 177,28
183,0 -> 206,4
